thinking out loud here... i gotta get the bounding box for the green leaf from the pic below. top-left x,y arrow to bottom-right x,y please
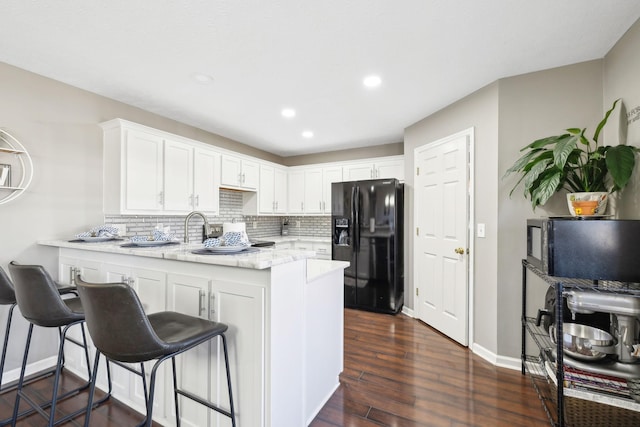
524,134 -> 569,151
523,158 -> 552,191
593,99 -> 620,142
566,128 -> 582,135
606,145 -> 637,191
553,135 -> 578,169
531,171 -> 562,207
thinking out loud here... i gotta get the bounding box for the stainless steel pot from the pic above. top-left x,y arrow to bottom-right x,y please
550,323 -> 616,361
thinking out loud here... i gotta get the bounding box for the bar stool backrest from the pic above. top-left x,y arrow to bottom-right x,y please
0,267 -> 16,305
74,276 -> 168,363
8,262 -> 81,327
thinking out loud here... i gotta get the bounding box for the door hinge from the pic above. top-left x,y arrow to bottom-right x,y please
416,166 -> 420,176
416,288 -> 419,296
416,227 -> 419,236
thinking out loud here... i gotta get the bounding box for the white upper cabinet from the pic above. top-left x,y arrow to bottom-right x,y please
193,148 -> 221,213
288,166 -> 342,215
322,166 -> 342,214
220,154 -> 259,190
288,169 -> 306,214
121,128 -> 164,212
163,139 -> 193,212
342,156 -> 404,181
258,164 -> 287,215
102,119 -> 221,215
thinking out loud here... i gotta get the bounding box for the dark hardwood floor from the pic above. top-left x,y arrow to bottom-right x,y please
310,309 -> 548,427
0,309 -> 547,426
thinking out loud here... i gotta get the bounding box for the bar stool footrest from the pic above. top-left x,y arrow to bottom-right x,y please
176,388 -> 232,418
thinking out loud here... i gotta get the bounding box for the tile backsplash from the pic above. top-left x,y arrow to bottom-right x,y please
105,189 -> 331,242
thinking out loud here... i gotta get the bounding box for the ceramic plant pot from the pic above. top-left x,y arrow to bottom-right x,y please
566,192 -> 608,216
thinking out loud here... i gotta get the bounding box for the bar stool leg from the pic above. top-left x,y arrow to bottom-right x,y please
221,334 -> 236,427
144,360 -> 164,427
11,324 -> 34,427
172,357 -> 181,427
0,304 -> 16,392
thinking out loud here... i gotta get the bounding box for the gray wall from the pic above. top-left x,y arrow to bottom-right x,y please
604,19 -> 640,218
404,83 -> 500,354
404,16 -> 640,360
283,142 -> 403,166
497,60 -> 604,358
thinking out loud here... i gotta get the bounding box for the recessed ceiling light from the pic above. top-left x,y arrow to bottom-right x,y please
192,73 -> 214,84
302,131 -> 314,138
281,108 -> 296,118
363,75 -> 382,88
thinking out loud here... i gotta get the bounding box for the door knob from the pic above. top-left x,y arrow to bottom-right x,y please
454,247 -> 465,255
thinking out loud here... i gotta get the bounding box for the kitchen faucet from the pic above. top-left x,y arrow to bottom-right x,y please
184,211 -> 211,243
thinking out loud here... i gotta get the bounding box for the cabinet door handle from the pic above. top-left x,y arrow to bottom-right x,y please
242,173 -> 246,184
199,290 -> 205,316
69,266 -> 77,285
301,202 -> 304,211
319,201 -> 322,210
209,293 -> 216,319
195,195 -> 199,207
158,191 -> 164,206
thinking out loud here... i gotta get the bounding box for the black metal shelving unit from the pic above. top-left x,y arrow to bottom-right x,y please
521,260 -> 640,426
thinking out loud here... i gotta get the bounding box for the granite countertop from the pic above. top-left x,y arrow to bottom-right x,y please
265,235 -> 331,244
38,239 -> 319,270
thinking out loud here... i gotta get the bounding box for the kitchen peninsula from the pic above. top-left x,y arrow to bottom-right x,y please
38,239 -> 348,427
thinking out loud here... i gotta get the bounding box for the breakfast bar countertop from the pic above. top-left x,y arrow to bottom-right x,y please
38,239 -> 320,270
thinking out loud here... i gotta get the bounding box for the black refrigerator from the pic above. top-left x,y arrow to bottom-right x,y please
331,178 -> 404,314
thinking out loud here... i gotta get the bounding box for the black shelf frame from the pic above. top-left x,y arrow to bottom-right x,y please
521,260 -> 640,426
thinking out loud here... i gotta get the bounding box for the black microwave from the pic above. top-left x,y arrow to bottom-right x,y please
527,218 -> 640,282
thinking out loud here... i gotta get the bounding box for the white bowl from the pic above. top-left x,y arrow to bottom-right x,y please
566,192 -> 608,216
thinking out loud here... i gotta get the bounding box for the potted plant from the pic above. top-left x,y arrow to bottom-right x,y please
505,99 -> 637,213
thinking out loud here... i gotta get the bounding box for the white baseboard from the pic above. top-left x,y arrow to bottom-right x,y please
472,342 -> 521,371
401,305 -> 414,317
2,356 -> 58,385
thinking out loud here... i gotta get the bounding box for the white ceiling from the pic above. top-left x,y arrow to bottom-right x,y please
1,1 -> 640,157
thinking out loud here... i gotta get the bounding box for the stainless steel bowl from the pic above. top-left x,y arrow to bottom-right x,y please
550,323 -> 615,361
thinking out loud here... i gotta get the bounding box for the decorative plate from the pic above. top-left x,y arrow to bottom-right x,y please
126,240 -> 179,247
203,246 -> 250,253
78,236 -> 117,242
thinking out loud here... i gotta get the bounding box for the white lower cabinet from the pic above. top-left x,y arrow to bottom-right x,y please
102,264 -> 168,419
58,251 -> 269,427
209,280 -> 264,427
293,241 -> 332,260
167,273 -> 211,427
52,247 -> 341,427
58,257 -> 101,375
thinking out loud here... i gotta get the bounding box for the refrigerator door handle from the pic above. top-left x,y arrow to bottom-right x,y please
352,185 -> 360,252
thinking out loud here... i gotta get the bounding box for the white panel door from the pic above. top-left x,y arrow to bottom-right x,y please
164,140 -> 193,212
342,163 -> 373,181
273,167 -> 288,214
322,166 -> 342,214
414,130 -> 470,345
240,159 -> 259,190
124,129 -> 163,211
220,155 -> 242,187
210,281 -> 265,427
259,164 -> 275,213
167,273 -> 211,427
376,159 -> 405,181
194,148 -> 220,213
304,168 -> 323,214
288,170 -> 305,213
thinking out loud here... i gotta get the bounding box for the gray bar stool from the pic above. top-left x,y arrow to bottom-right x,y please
7,262 -> 110,427
75,275 -> 236,427
0,266 -> 79,426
